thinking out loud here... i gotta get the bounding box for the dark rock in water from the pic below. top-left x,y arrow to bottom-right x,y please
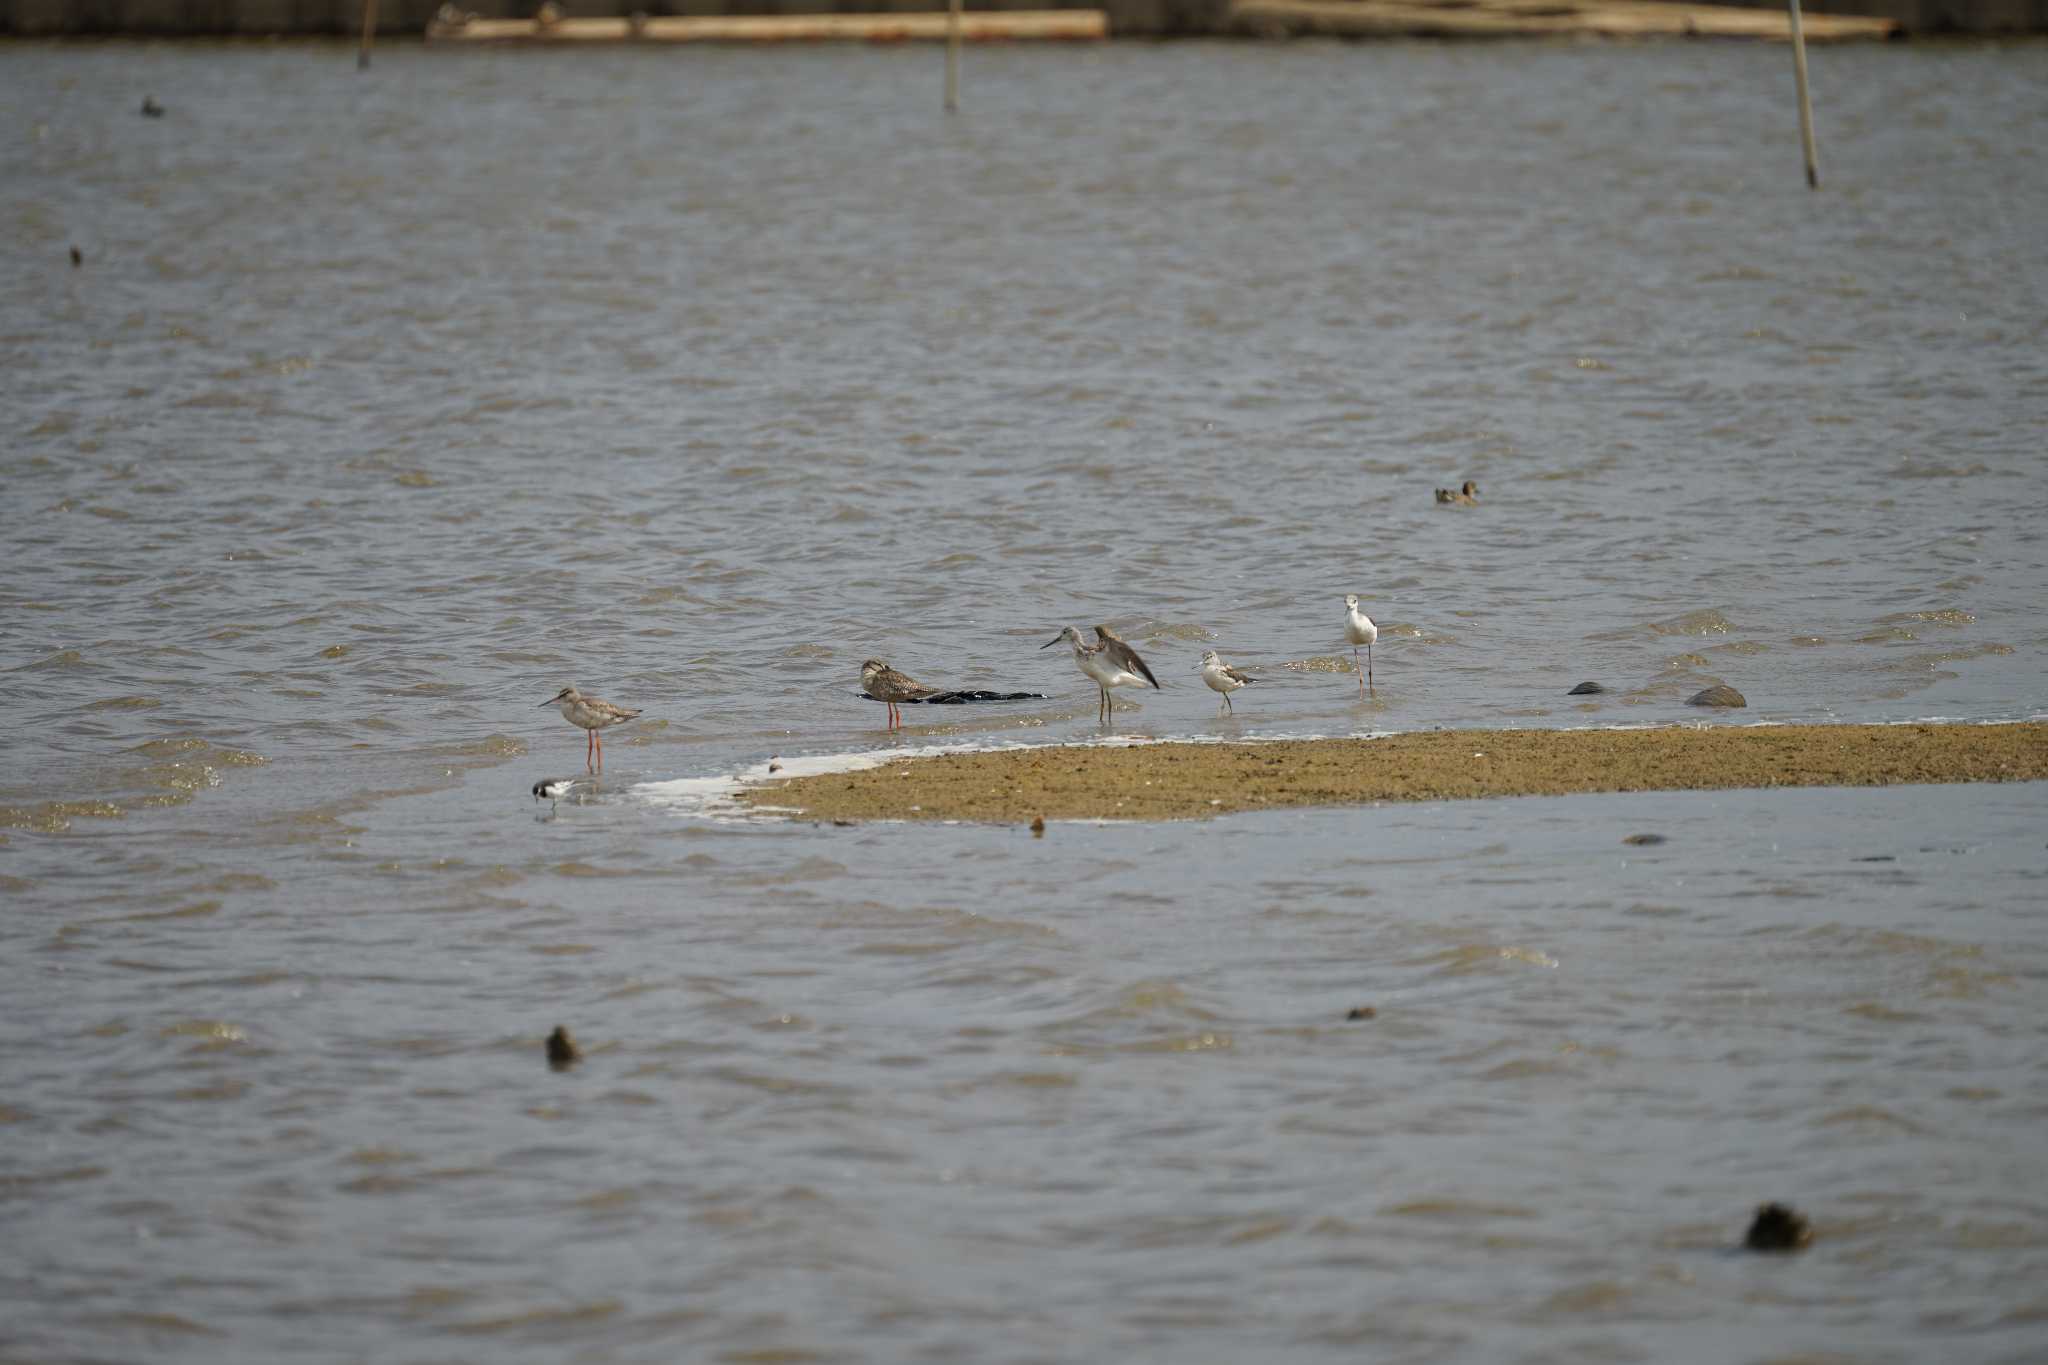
1568,681 -> 1606,695
1622,833 -> 1666,846
1743,1202 -> 1813,1252
545,1025 -> 581,1069
1029,816 -> 1046,837
1687,685 -> 1747,708
140,96 -> 165,118
69,246 -> 83,268
1345,1005 -> 1377,1020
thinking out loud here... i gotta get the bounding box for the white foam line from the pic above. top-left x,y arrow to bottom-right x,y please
631,715 -> 2040,822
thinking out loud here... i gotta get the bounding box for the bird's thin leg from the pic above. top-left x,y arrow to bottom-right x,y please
1355,648 -> 1364,698
1225,692 -> 1233,713
595,730 -> 604,769
1368,641 -> 1374,691
586,729 -> 596,771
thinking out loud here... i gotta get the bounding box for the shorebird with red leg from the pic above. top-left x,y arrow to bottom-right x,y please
540,685 -> 640,770
861,659 -> 940,731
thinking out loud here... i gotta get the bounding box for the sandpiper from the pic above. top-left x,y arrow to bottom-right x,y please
1343,595 -> 1378,696
1042,624 -> 1159,723
1434,480 -> 1479,506
1198,650 -> 1254,713
539,686 -> 640,770
861,659 -> 940,731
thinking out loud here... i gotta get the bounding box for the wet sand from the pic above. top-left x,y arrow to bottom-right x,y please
742,722 -> 2048,823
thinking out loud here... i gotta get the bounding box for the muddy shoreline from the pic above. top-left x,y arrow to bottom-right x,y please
740,722 -> 2048,823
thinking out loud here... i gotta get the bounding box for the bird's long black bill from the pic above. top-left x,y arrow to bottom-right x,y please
1040,636 -> 1063,649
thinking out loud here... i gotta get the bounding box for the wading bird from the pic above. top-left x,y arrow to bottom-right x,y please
539,686 -> 640,770
1043,624 -> 1160,724
1343,596 -> 1378,696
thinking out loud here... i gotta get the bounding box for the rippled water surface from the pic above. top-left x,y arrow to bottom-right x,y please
3,37 -> 2047,1363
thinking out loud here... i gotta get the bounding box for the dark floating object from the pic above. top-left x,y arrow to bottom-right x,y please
1346,1005 -> 1377,1020
1743,1202 -> 1813,1252
767,755 -> 783,774
1622,833 -> 1666,846
858,689 -> 1046,705
1688,685 -> 1747,708
1029,816 -> 1046,837
1434,480 -> 1479,506
69,246 -> 83,267
1568,681 -> 1605,696
140,96 -> 165,117
830,817 -> 854,827
545,1025 -> 581,1069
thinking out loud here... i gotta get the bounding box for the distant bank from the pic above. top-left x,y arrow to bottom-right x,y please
4,0 -> 2044,38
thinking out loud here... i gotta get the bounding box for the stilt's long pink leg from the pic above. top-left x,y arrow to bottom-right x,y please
1367,641 -> 1374,690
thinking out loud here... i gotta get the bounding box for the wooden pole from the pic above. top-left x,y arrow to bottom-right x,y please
357,0 -> 379,69
944,0 -> 961,113
1788,0 -> 1819,188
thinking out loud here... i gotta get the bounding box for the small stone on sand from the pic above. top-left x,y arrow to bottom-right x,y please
545,1025 -> 581,1069
1688,685 -> 1747,708
1743,1202 -> 1813,1252
1568,681 -> 1606,695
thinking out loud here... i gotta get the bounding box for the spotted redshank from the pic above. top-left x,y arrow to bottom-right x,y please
539,686 -> 640,770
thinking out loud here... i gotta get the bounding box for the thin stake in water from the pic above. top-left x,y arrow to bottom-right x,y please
1788,0 -> 1820,189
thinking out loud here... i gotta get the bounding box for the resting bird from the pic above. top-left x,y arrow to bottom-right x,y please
1434,480 -> 1479,506
861,659 -> 941,731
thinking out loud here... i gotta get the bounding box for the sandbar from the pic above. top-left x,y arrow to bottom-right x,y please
740,722 -> 2048,823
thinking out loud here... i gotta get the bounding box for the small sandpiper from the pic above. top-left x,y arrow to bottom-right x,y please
1042,624 -> 1160,724
860,659 -> 940,731
1198,650 -> 1254,713
1343,595 -> 1378,696
1434,480 -> 1479,506
539,686 -> 640,770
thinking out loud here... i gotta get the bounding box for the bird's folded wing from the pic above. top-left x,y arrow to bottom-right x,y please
1105,639 -> 1160,688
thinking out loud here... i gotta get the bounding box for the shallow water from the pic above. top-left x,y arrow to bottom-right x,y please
3,37 -> 2047,1363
